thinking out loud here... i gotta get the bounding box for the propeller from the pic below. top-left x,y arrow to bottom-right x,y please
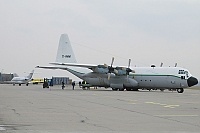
106,58 -> 135,81
126,59 -> 132,75
108,57 -> 114,80
126,59 -> 133,81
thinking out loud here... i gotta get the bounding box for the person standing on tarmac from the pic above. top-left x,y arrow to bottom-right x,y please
72,81 -> 75,90
61,81 -> 65,90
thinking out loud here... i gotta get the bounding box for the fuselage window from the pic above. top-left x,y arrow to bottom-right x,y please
181,76 -> 185,79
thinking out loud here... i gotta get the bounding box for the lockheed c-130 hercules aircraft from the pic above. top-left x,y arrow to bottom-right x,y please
37,34 -> 198,93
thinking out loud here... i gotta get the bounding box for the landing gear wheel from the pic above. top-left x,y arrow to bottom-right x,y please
177,88 -> 184,93
126,88 -> 131,91
119,88 -> 124,91
112,88 -> 118,91
160,89 -> 164,92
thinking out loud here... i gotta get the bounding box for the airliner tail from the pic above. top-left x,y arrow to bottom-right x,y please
26,70 -> 34,79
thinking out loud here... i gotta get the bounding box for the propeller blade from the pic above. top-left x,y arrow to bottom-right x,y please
108,57 -> 115,80
126,59 -> 132,75
175,63 -> 177,67
108,73 -> 111,80
128,59 -> 131,68
111,57 -> 114,67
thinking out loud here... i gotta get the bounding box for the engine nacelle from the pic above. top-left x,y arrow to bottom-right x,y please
114,67 -> 126,75
114,69 -> 126,75
92,66 -> 109,74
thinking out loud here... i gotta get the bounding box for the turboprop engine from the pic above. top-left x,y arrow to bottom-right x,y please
114,67 -> 135,76
92,65 -> 109,74
106,58 -> 135,80
114,67 -> 127,75
92,57 -> 135,81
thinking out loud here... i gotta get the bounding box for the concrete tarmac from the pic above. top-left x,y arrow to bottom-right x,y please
0,84 -> 200,133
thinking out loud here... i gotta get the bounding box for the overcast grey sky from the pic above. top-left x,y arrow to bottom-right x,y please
0,0 -> 200,80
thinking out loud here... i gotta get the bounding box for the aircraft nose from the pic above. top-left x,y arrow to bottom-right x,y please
187,77 -> 198,87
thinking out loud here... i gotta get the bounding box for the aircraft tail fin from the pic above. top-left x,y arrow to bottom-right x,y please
26,70 -> 34,79
55,34 -> 77,63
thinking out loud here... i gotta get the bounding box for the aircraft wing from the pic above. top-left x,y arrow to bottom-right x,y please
49,62 -> 98,69
36,65 -> 68,70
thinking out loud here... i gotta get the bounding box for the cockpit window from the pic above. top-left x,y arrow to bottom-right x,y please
178,70 -> 185,74
178,70 -> 189,78
185,71 -> 189,78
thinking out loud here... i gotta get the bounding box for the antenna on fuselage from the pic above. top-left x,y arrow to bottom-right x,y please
160,62 -> 163,67
175,63 -> 177,67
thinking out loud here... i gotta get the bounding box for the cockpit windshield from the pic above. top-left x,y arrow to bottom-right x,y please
178,70 -> 185,74
185,71 -> 189,78
178,70 -> 190,79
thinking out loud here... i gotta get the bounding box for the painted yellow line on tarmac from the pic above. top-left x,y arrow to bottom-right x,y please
129,103 -> 137,104
164,105 -> 180,108
145,102 -> 166,105
145,102 -> 180,108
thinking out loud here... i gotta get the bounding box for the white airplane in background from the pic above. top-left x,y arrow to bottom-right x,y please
8,70 -> 34,86
37,34 -> 198,93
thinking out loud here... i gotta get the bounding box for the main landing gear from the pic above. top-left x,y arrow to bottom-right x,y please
177,88 -> 184,93
112,88 -> 184,93
112,88 -> 138,91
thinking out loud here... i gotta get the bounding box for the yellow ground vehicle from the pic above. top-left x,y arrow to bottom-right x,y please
31,79 -> 44,84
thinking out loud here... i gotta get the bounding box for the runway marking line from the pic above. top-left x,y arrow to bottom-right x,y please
164,105 -> 180,108
128,102 -> 137,104
0,125 -> 7,131
128,100 -> 138,104
0,127 -> 6,131
145,102 -> 180,108
154,115 -> 199,117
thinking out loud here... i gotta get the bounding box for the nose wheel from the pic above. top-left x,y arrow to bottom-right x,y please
177,88 -> 184,93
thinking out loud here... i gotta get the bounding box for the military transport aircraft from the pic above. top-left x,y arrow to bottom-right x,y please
37,34 -> 198,93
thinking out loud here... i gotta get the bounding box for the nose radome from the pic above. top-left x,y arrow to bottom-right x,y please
187,77 -> 198,87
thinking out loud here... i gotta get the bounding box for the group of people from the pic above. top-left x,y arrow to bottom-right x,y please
61,81 -> 75,90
